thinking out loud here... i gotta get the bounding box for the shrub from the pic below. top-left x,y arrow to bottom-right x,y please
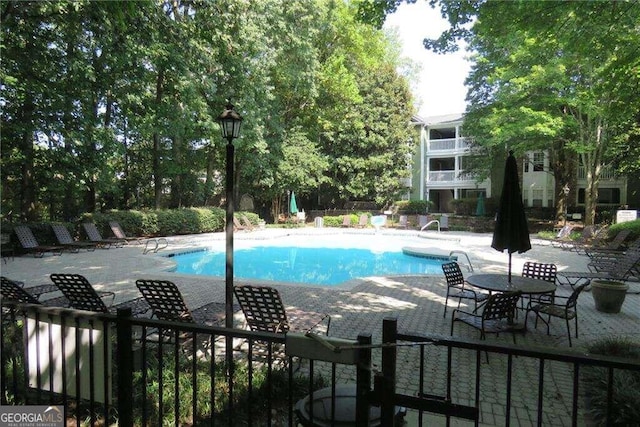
395,200 -> 432,214
607,218 -> 640,241
582,336 -> 640,425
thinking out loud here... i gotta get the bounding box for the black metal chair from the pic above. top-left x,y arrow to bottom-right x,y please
233,284 -> 330,335
451,291 -> 523,343
521,262 -> 557,309
51,224 -> 97,252
525,283 -> 588,347
135,279 -> 228,325
50,273 -> 149,315
1,276 -> 67,306
13,225 -> 64,257
442,261 -> 489,317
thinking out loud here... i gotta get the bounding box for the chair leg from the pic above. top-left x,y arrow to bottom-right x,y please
443,294 -> 449,317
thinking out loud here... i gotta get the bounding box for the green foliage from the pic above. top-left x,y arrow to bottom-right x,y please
583,337 -> 640,426
395,200 -> 432,214
608,219 -> 640,241
1,0 -> 415,221
132,352 -> 325,425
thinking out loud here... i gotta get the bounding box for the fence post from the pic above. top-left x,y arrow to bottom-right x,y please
116,308 -> 133,427
356,333 -> 372,426
380,317 -> 398,426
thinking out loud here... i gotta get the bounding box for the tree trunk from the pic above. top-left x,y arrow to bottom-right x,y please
152,69 -> 165,209
19,93 -> 36,221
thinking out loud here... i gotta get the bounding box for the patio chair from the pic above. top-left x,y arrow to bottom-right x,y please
51,224 -> 97,252
525,283 -> 588,347
557,225 -> 599,253
233,285 -> 330,335
341,215 -> 352,227
549,224 -> 574,248
357,214 -> 368,228
13,225 -> 64,257
451,291 -> 523,344
81,222 -> 125,248
241,215 -> 255,231
1,276 -> 68,307
109,221 -> 144,245
588,238 -> 640,273
397,215 -> 408,229
441,261 -> 489,318
135,279 -> 228,325
584,229 -> 631,259
521,261 -> 557,308
50,273 -> 149,315
557,244 -> 640,289
233,216 -> 247,231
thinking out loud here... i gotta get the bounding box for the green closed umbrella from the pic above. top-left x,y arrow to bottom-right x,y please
475,193 -> 486,216
290,191 -> 298,215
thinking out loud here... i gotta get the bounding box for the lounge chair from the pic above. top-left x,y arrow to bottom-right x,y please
82,222 -> 125,248
397,215 -> 408,229
51,224 -> 97,252
1,276 -> 68,307
357,214 -> 368,228
50,273 -> 149,315
233,284 -> 330,335
341,215 -> 352,227
233,216 -> 247,231
549,224 -> 575,248
557,244 -> 640,289
13,225 -> 64,257
584,229 -> 632,259
557,225 -> 599,253
135,279 -> 229,325
241,215 -> 255,231
109,221 -> 144,245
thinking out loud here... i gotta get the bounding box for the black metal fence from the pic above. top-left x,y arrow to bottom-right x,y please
2,303 -> 639,426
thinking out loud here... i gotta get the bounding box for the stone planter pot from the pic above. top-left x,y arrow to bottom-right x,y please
591,279 -> 629,313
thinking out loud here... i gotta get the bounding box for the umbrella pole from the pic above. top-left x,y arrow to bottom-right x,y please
508,253 -> 512,283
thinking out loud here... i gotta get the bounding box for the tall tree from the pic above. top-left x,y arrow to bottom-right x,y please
427,0 -> 640,225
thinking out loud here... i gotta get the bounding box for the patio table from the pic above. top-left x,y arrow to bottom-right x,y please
466,273 -> 557,295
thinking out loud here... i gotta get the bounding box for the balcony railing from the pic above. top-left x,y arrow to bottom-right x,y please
428,138 -> 469,152
428,171 -> 456,182
577,165 -> 617,180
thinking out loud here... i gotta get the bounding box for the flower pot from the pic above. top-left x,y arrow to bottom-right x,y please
591,279 -> 629,313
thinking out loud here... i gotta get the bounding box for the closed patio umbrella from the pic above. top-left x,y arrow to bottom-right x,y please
290,191 -> 298,215
475,193 -> 486,216
491,151 -> 531,282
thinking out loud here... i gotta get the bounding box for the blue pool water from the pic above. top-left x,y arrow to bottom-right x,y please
171,246 -> 448,286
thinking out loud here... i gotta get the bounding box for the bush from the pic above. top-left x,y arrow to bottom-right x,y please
607,218 -> 640,241
582,337 -> 640,425
395,200 -> 432,214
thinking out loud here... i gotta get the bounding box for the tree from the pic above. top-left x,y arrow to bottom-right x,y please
427,1 -> 640,225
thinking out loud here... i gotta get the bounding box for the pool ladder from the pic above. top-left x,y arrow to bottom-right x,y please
450,250 -> 474,272
143,237 -> 169,255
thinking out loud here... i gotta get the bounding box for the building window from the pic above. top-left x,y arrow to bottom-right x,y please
577,188 -> 620,204
532,189 -> 544,207
533,152 -> 544,171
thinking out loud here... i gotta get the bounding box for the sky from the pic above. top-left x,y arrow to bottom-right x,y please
384,1 -> 471,118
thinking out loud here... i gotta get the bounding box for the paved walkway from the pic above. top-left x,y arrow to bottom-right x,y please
2,228 -> 639,425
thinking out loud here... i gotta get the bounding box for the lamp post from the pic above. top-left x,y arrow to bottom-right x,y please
217,101 -> 243,369
563,184 -> 570,226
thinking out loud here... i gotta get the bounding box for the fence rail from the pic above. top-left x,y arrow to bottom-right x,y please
2,303 -> 639,426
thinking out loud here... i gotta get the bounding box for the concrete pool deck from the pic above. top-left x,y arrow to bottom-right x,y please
2,227 -> 639,425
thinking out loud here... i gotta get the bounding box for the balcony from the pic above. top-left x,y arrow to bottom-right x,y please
428,170 -> 456,182
577,165 -> 617,180
428,137 -> 469,152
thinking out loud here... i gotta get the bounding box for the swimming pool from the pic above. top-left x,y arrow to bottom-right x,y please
169,234 -> 452,287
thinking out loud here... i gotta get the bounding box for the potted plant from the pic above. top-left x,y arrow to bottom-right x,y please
591,279 -> 629,313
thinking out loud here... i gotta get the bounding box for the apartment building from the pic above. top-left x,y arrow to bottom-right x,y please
411,114 -> 629,213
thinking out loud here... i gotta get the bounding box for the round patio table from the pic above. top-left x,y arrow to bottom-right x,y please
466,273 -> 556,295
